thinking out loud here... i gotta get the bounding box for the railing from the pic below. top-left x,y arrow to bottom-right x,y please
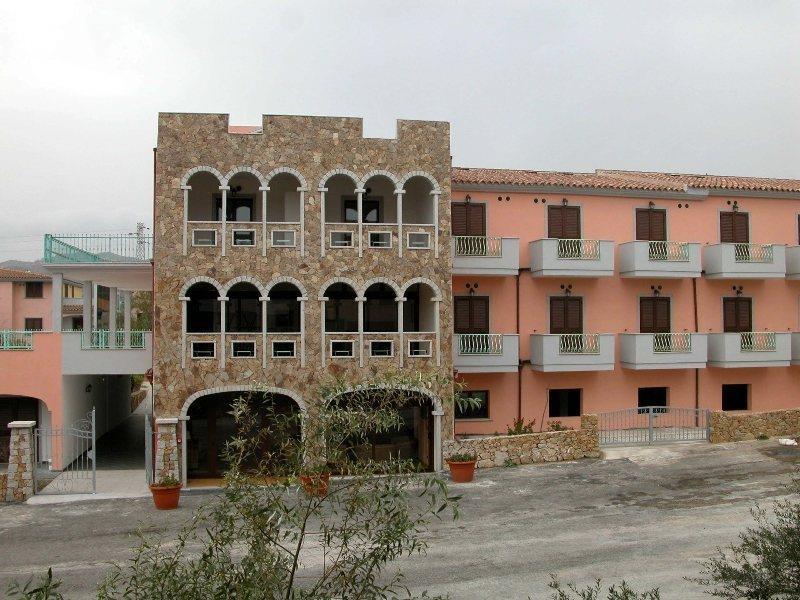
44,233 -> 153,263
556,239 -> 600,260
599,407 -> 710,445
740,331 -> 776,352
453,236 -> 502,257
648,241 -> 689,262
652,332 -> 692,353
458,333 -> 504,355
1,330 -> 33,350
80,330 -> 148,349
734,243 -> 773,263
558,333 -> 600,355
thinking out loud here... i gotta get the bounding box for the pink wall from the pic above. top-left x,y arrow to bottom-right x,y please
0,282 -> 12,329
0,281 -> 53,330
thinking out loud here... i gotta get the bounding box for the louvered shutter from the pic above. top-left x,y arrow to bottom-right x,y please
635,210 -> 651,241
466,203 -> 486,236
650,210 -> 667,242
550,297 -> 566,334
451,203 -> 468,236
720,212 -> 735,243
640,298 -> 656,333
737,297 -> 752,332
454,296 -> 471,333
723,298 -> 737,332
733,213 -> 749,243
548,206 -> 563,238
565,297 -> 583,333
564,207 -> 581,239
471,297 -> 490,333
654,298 -> 671,333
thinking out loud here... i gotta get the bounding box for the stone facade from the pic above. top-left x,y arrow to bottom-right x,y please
154,420 -> 179,481
443,415 -> 600,468
5,421 -> 35,502
710,409 -> 800,443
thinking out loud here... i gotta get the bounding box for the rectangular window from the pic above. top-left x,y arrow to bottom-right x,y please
407,232 -> 430,249
549,389 -> 581,417
453,296 -> 490,334
230,341 -> 256,358
215,195 -> 254,222
369,340 -> 394,357
638,387 -> 668,408
451,202 -> 486,237
549,296 -> 583,334
722,384 -> 749,411
232,230 -> 255,246
25,282 -> 43,298
271,340 -> 296,358
330,340 -> 354,357
192,230 -> 217,246
24,318 -> 43,331
635,208 -> 667,241
723,297 -> 752,333
456,390 -> 489,420
408,339 -> 432,357
720,211 -> 749,243
640,297 -> 671,334
548,205 -> 581,239
191,341 -> 216,359
63,283 -> 83,299
271,230 -> 296,247
369,231 -> 392,248
329,231 -> 354,248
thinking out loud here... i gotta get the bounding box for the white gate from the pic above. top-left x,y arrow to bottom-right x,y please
599,406 -> 710,446
34,409 -> 96,494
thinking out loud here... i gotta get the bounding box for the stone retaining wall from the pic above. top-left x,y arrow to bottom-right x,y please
443,415 -> 600,468
710,408 -> 800,443
0,473 -> 7,502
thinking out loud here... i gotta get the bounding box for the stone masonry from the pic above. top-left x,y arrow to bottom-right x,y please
5,421 -> 36,502
154,419 -> 179,482
710,408 -> 800,443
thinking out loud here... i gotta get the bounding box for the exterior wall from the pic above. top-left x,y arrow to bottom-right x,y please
710,408 -> 800,442
0,282 -> 12,329
10,281 -> 52,330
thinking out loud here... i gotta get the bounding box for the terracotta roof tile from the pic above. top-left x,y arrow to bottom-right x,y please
228,125 -> 263,134
0,268 -> 51,282
596,170 -> 800,193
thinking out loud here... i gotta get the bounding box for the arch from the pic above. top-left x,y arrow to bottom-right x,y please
264,276 -> 308,298
179,276 -> 224,298
359,169 -> 400,190
222,275 -> 267,298
319,276 -> 359,298
318,168 -> 360,190
180,166 -> 225,188
180,385 -> 307,418
222,166 -> 267,188
324,384 -> 443,414
359,277 -> 402,298
399,171 -> 440,194
265,166 -> 308,190
400,277 -> 442,300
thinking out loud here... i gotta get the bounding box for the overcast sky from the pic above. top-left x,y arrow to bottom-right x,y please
1,1 -> 798,260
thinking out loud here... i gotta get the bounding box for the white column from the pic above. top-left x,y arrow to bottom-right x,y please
356,188 -> 365,258
319,188 -> 327,258
299,296 -> 307,367
260,297 -> 268,368
219,296 -> 228,369
181,185 -> 191,256
397,296 -> 406,367
81,281 -> 92,335
432,191 -> 440,258
432,410 -> 443,472
433,297 -> 442,367
319,297 -> 328,367
180,296 -> 189,369
260,186 -> 269,257
396,189 -> 404,258
298,187 -> 307,257
357,296 -> 365,367
123,290 -> 132,348
220,186 -> 230,257
108,287 -> 118,348
92,284 -> 98,330
51,272 -> 63,332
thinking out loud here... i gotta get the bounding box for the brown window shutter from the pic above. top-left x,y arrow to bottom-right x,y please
640,298 -> 655,333
451,203 -> 468,236
654,298 -> 671,332
737,297 -> 752,332
720,212 -> 735,243
733,213 -> 749,243
723,298 -> 737,332
467,203 -> 486,236
550,297 -> 566,334
723,297 -> 752,333
565,297 -> 583,333
650,210 -> 666,241
472,297 -> 490,333
564,206 -> 581,239
635,209 -> 651,241
548,206 -> 563,238
454,296 -> 471,333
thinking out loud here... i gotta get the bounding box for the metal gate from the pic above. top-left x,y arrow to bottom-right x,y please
34,409 -> 96,494
599,407 -> 710,446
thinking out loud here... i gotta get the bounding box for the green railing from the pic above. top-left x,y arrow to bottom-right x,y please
79,330 -> 148,349
0,330 -> 34,350
44,234 -> 153,263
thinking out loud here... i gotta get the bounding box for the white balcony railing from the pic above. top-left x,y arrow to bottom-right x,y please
0,330 -> 33,350
652,332 -> 692,353
648,241 -> 689,262
557,239 -> 601,260
558,333 -> 600,355
740,331 -> 776,352
458,333 -> 504,355
734,243 -> 773,263
453,236 -> 502,257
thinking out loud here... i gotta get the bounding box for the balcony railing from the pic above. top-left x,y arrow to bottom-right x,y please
740,331 -> 776,352
1,330 -> 33,350
44,233 -> 153,263
558,333 -> 600,355
453,236 -> 502,257
81,330 -> 148,349
557,239 -> 600,260
734,243 -> 773,263
648,241 -> 689,262
458,333 -> 504,355
652,332 -> 692,353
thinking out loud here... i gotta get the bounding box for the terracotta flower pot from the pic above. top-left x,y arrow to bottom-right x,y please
300,473 -> 330,497
149,484 -> 182,510
447,460 -> 477,483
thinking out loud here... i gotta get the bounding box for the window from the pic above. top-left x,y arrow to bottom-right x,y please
638,387 -> 667,408
456,390 -> 489,420
193,230 -> 217,246
191,341 -> 216,358
635,208 -> 667,241
370,340 -> 393,357
723,297 -> 752,333
453,296 -> 489,334
271,340 -> 296,358
408,339 -> 432,357
215,195 -> 254,222
548,205 -> 581,239
232,230 -> 255,246
720,211 -> 749,243
722,384 -> 748,411
640,297 -> 670,333
407,232 -> 430,249
369,231 -> 391,248
24,318 -> 43,331
343,198 -> 381,223
63,283 -> 83,299
25,282 -> 43,298
267,284 -> 301,333
330,340 -> 354,357
271,230 -> 295,247
549,389 -> 581,417
550,297 -> 582,334
451,202 -> 486,237
231,341 -> 256,358
330,231 -> 354,248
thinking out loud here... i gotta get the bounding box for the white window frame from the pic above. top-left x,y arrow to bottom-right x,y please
406,231 -> 431,250
407,339 -> 432,357
369,339 -> 394,357
271,339 -> 297,358
191,340 -> 216,359
368,231 -> 392,249
192,229 -> 218,247
271,229 -> 296,248
230,340 -> 256,358
329,339 -> 355,358
329,230 -> 354,248
231,229 -> 256,247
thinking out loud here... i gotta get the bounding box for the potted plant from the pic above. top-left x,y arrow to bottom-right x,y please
446,452 -> 477,483
299,466 -> 331,497
149,474 -> 182,510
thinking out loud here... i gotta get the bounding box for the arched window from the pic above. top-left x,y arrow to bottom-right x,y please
267,173 -> 303,223
224,172 -> 261,223
364,283 -> 397,332
361,174 -> 397,224
187,172 -> 222,222
226,282 -> 261,333
403,283 -> 437,332
187,283 -> 221,332
402,176 -> 435,225
323,174 -> 357,224
267,283 -> 301,333
324,283 -> 357,332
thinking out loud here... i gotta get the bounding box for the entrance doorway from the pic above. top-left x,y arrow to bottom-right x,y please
1,396 -> 38,463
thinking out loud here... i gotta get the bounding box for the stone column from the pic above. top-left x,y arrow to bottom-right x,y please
220,185 -> 230,257
433,297 -> 442,367
122,290 -> 132,348
260,296 -> 269,368
81,280 -> 92,336
298,187 -> 307,257
6,420 -> 36,502
178,416 -> 190,487
154,418 -> 179,482
299,296 -> 308,367
356,296 -> 366,367
51,272 -> 63,332
395,189 -> 405,258
319,296 -> 328,367
319,187 -> 327,258
108,287 -> 118,348
181,185 -> 191,255
355,187 -> 365,258
260,186 -> 269,257
432,191 -> 440,258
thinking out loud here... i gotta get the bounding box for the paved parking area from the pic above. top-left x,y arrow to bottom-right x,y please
0,440 -> 797,598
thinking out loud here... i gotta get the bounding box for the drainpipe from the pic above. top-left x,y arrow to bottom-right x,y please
516,272 -> 522,421
692,277 -> 700,414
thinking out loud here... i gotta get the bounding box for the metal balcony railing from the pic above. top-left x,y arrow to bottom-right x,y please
734,243 -> 773,263
740,331 -> 776,352
1,330 -> 33,350
80,330 -> 148,349
44,234 -> 153,263
558,333 -> 600,354
652,332 -> 692,353
453,236 -> 503,257
458,333 -> 504,355
648,241 -> 689,262
556,239 -> 600,260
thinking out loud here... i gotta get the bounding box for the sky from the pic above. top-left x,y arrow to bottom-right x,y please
0,1 -> 798,260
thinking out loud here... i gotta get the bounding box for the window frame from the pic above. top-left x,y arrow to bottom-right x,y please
455,390 -> 490,420
369,339 -> 394,357
231,229 -> 256,247
229,340 -> 256,358
407,339 -> 432,357
368,231 -> 392,249
191,341 -> 217,359
24,282 -> 44,299
722,383 -> 749,411
271,229 -> 296,248
329,230 -> 354,248
24,317 -> 43,331
271,340 -> 297,358
406,231 -> 431,249
192,229 -> 218,247
548,388 -> 582,418
329,339 -> 355,358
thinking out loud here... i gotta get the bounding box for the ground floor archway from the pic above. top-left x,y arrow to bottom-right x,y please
0,395 -> 41,463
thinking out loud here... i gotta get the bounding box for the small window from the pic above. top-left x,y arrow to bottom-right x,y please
330,231 -> 354,248
407,232 -> 430,249
330,340 -> 354,357
271,340 -> 296,358
549,389 -> 581,417
722,384 -> 749,411
369,231 -> 392,248
25,282 -> 43,298
408,340 -> 432,357
232,230 -> 255,247
231,341 -> 256,358
456,390 -> 489,420
370,340 -> 393,357
271,230 -> 296,247
638,387 -> 668,408
191,341 -> 216,358
193,230 -> 217,246
24,318 -> 43,331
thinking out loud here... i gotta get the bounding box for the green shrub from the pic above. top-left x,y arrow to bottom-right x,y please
507,418 -> 537,435
448,452 -> 476,462
548,421 -> 573,432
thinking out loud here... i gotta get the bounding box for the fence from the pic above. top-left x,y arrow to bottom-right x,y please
34,409 -> 96,494
0,330 -> 33,350
652,332 -> 692,353
740,331 -> 776,352
599,407 -> 710,445
648,241 -> 689,261
733,243 -> 773,263
557,239 -> 600,260
458,333 -> 504,355
453,236 -> 502,257
558,333 -> 600,355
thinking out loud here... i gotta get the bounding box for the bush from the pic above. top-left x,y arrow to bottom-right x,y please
507,418 -> 537,435
548,421 -> 573,432
448,452 -> 476,462
547,576 -> 661,599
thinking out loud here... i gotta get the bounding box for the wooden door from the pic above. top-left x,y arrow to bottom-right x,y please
548,205 -> 581,239
723,297 -> 752,332
640,297 -> 671,333
451,202 -> 486,236
550,297 -> 583,334
453,296 -> 490,334
720,212 -> 749,243
635,208 -> 667,241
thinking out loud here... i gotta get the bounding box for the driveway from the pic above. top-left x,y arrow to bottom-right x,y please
0,440 -> 797,599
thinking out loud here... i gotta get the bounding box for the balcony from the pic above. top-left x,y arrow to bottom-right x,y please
707,332 -> 791,368
0,330 -> 34,350
452,237 -> 520,276
619,241 -> 702,278
453,333 -> 519,373
785,246 -> 800,279
529,239 -> 614,277
530,333 -> 615,372
702,243 -> 786,279
61,330 -> 153,375
620,333 -> 707,370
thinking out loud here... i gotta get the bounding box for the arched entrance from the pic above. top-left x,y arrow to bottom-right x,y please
1,395 -> 40,463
